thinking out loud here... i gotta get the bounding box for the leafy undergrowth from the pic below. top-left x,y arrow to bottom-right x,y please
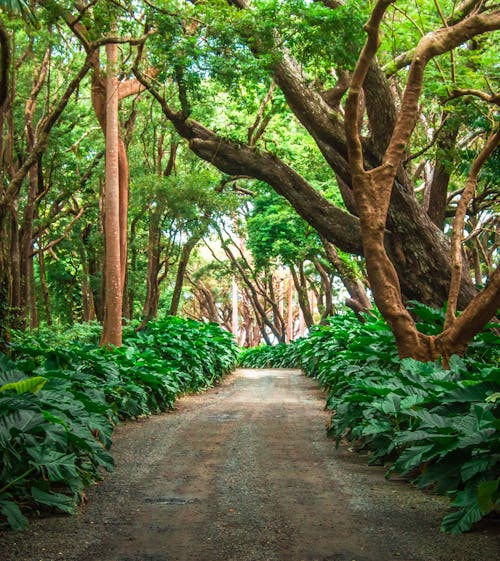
239,304 -> 500,534
0,317 -> 238,530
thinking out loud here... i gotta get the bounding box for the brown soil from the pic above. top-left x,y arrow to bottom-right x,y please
1,368 -> 498,561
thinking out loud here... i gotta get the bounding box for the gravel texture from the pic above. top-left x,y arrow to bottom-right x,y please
1,368 -> 498,561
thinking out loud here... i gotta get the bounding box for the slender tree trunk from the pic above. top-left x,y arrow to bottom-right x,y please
19,165 -> 37,326
9,211 -> 22,328
222,241 -> 282,341
321,236 -> 371,312
290,263 -> 314,328
38,248 -> 52,326
124,213 -> 141,320
118,140 -> 128,292
141,205 -> 163,325
286,275 -> 293,342
267,274 -> 286,341
0,19 -> 10,113
28,257 -> 37,328
79,235 -> 96,322
313,257 -> 334,320
243,285 -> 272,345
169,232 -> 201,316
100,42 -> 122,347
232,277 -> 238,339
19,49 -> 49,326
471,240 -> 483,286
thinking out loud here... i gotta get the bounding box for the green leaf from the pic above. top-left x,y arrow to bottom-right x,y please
0,500 -> 29,530
442,484 -> 485,534
31,487 -> 76,514
27,448 -> 78,481
0,409 -> 44,447
461,456 -> 499,482
393,444 -> 435,475
477,479 -> 499,513
441,503 -> 483,534
0,376 -> 48,394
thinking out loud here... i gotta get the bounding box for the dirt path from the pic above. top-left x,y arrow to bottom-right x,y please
2,368 -> 498,561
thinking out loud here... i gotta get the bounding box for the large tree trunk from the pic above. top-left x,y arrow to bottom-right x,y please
135,81 -> 472,309
100,42 -> 123,347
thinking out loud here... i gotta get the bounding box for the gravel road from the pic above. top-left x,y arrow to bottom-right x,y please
1,368 -> 498,561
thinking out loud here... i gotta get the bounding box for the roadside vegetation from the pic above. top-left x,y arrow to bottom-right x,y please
239,305 -> 500,534
0,0 -> 498,541
0,318 -> 238,530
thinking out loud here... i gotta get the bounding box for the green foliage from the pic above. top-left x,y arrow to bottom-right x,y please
247,189 -> 321,268
239,305 -> 500,533
1,318 -> 238,529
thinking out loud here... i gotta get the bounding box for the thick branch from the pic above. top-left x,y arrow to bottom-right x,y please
448,88 -> 500,105
445,126 -> 500,328
133,66 -> 362,255
345,0 -> 395,175
438,264 -> 500,356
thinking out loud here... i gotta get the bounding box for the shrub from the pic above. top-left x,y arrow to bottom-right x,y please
1,317 -> 238,529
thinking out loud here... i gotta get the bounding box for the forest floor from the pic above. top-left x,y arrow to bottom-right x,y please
1,368 -> 499,561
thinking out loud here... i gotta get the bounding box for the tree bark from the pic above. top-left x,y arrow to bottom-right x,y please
426,114 -> 460,229
100,42 -> 123,347
445,128 -> 500,329
290,263 -> 314,329
344,0 -> 500,359
169,231 -> 202,316
38,247 -> 52,326
134,64 -> 475,308
141,203 -> 164,325
320,237 -> 371,311
312,257 -> 334,320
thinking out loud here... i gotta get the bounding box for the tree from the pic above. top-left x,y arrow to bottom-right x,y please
100,39 -> 122,346
343,0 -> 500,360
133,0 -> 499,359
0,12 -> 94,343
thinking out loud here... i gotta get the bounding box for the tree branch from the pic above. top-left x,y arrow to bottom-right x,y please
32,207 -> 85,257
444,125 -> 500,328
448,88 -> 500,105
345,0 -> 395,175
